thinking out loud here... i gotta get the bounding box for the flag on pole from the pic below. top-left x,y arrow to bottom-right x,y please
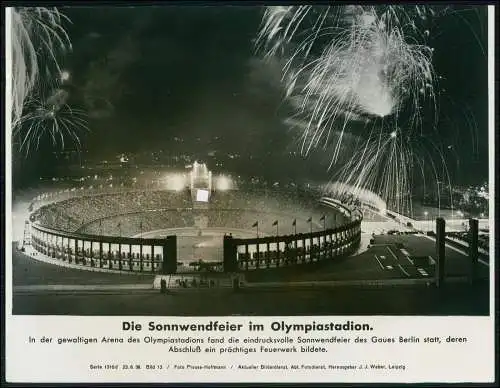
272,220 -> 278,226
307,217 -> 312,223
292,219 -> 296,226
252,221 -> 258,228
319,215 -> 325,221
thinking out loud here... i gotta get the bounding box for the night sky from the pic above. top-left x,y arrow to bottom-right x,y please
63,6 -> 282,153
12,5 -> 489,187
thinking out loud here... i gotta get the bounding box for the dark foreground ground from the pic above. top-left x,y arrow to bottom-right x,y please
13,281 -> 489,316
11,235 -> 491,316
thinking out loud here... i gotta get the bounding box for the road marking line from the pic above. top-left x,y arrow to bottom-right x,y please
387,246 -> 400,262
417,268 -> 428,277
399,248 -> 413,264
397,264 -> 411,277
400,249 -> 415,265
387,265 -> 393,270
428,256 -> 436,265
374,255 -> 385,270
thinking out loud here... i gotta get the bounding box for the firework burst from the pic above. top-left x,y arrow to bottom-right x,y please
10,7 -> 72,128
256,5 -> 457,213
13,88 -> 89,157
257,6 -> 439,158
321,127 -> 452,216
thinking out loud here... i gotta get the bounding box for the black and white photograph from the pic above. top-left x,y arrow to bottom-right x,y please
8,4 -> 491,317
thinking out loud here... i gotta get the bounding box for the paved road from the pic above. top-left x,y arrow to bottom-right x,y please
372,234 -> 489,278
12,281 -> 489,316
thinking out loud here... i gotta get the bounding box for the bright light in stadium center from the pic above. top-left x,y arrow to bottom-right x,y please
165,173 -> 186,191
216,175 -> 233,191
390,131 -> 397,139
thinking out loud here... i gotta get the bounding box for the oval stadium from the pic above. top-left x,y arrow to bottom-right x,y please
12,162 -> 488,315
25,162 -> 362,275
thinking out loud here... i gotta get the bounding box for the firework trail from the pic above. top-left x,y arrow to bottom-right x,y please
256,5 -> 455,214
13,88 -> 89,157
321,127 -> 452,216
9,6 -> 88,157
10,7 -> 72,127
257,6 -> 439,157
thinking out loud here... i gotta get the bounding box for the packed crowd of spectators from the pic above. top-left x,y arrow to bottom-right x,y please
210,189 -> 323,216
206,209 -> 315,235
32,187 -> 342,236
80,209 -> 196,237
32,190 -> 191,232
29,203 -> 81,231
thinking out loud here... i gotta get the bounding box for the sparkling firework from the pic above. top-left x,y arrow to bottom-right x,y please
14,88 -> 89,156
324,129 -> 451,216
256,5 -> 456,214
10,7 -> 72,128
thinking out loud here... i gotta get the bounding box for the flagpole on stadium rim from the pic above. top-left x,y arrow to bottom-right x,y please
294,221 -> 297,236
276,222 -> 278,236
252,221 -> 259,238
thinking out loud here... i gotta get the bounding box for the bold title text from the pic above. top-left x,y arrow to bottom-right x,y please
122,321 -> 374,334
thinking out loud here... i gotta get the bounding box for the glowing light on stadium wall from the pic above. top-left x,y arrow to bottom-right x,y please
215,175 -> 233,191
165,173 -> 186,192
